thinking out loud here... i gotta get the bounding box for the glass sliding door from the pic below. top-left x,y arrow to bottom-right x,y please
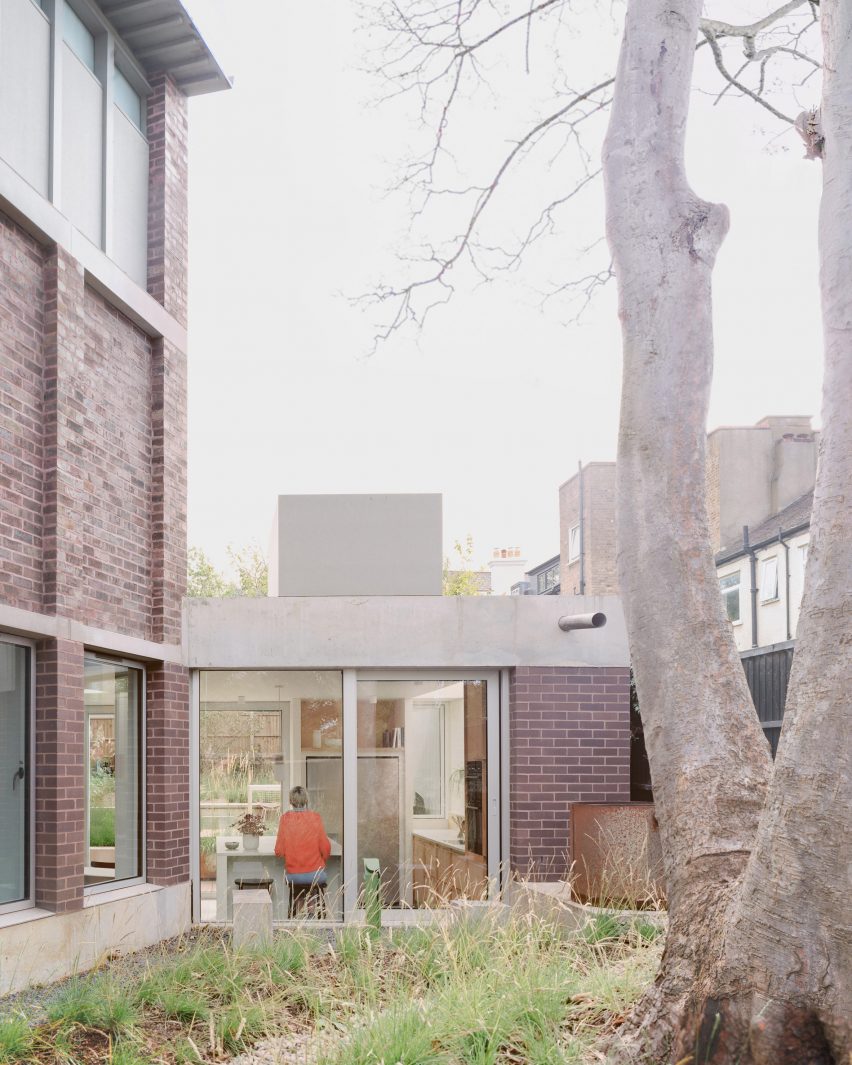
0,640 -> 31,911
84,659 -> 143,889
198,671 -> 343,922
356,678 -> 489,909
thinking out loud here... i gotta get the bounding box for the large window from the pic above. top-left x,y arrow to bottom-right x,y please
0,0 -> 149,283
198,671 -> 344,922
720,571 -> 741,623
84,658 -> 143,889
0,639 -> 31,912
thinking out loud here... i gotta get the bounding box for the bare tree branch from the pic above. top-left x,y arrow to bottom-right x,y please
361,0 -> 821,345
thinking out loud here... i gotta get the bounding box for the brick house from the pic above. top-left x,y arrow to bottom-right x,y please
552,417 -> 817,755
0,4 -> 633,992
0,0 -> 227,989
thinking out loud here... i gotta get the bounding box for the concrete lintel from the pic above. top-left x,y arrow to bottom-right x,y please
0,158 -> 186,349
0,603 -> 181,663
183,594 -> 629,670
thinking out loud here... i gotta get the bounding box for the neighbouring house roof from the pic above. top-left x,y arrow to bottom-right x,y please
526,554 -> 560,577
98,0 -> 231,96
716,489 -> 814,564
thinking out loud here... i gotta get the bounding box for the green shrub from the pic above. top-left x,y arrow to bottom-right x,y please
320,998 -> 443,1065
215,1003 -> 267,1053
583,913 -> 623,944
0,1016 -> 34,1063
111,1040 -> 155,1065
46,975 -> 138,1035
152,989 -> 210,1023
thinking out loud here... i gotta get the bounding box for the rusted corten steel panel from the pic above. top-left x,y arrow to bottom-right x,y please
569,802 -> 665,906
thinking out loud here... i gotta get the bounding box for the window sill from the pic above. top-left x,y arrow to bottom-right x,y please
729,620 -> 743,627
760,598 -> 780,605
0,906 -> 52,930
83,883 -> 160,908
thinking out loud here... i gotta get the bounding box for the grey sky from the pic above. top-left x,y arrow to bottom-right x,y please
183,1 -> 823,574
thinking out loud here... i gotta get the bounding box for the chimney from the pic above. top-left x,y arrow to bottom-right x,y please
488,546 -> 528,596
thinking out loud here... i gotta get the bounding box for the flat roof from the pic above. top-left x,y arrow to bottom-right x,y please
98,0 -> 230,97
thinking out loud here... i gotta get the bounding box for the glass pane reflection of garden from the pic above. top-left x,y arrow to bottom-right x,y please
199,671 -> 343,921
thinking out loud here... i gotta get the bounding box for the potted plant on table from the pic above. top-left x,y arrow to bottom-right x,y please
232,808 -> 266,852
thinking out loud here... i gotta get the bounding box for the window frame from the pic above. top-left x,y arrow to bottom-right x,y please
760,556 -> 779,603
0,634 -> 36,917
83,653 -> 147,896
719,570 -> 742,624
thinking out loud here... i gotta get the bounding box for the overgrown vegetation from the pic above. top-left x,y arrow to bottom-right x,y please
0,910 -> 661,1064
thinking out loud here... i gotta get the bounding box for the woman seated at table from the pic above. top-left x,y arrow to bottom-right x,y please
274,786 -> 331,914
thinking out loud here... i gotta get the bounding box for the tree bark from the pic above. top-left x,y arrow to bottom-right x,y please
602,0 -> 773,1057
676,3 -> 852,1061
604,1 -> 851,1062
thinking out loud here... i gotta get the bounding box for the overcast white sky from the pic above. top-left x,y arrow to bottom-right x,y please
182,1 -> 824,574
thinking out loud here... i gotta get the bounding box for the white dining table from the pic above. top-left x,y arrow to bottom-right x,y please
215,835 -> 342,921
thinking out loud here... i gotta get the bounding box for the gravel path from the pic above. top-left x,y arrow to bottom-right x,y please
225,1030 -> 322,1065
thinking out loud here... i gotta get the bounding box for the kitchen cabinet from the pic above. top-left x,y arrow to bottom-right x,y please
412,833 -> 487,906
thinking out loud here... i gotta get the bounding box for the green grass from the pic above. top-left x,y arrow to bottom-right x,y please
5,912 -> 661,1065
46,974 -> 138,1035
0,1015 -> 34,1063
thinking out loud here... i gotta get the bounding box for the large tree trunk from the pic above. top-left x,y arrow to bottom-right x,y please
602,0 -> 774,1057
604,1 -> 851,1062
676,3 -> 852,1061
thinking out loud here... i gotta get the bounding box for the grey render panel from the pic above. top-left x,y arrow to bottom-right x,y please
111,107 -> 148,285
272,494 -> 443,597
61,44 -> 103,245
0,0 -> 51,196
183,594 -> 629,669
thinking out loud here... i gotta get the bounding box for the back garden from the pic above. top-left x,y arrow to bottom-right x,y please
0,908 -> 662,1065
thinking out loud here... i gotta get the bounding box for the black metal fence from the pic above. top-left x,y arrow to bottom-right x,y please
740,644 -> 794,757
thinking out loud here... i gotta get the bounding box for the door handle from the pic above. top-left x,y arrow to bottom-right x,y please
12,763 -> 24,790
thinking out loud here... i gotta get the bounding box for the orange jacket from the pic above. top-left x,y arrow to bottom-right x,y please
274,811 -> 331,874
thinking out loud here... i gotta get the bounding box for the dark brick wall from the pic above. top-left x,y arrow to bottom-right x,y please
510,666 -> 631,880
150,338 -> 187,645
34,638 -> 85,912
0,213 -> 45,611
146,663 -> 190,885
43,261 -> 156,635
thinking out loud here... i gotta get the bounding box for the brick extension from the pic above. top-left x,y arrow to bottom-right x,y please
510,666 -> 631,881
